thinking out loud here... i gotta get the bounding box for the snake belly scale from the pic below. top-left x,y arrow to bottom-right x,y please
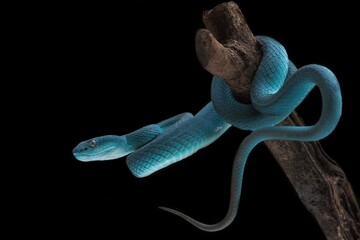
73,36 -> 342,231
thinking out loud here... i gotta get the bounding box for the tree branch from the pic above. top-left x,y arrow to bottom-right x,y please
196,2 -> 360,239
196,2 -> 262,103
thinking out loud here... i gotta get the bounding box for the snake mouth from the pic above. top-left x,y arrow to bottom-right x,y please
73,146 -> 116,161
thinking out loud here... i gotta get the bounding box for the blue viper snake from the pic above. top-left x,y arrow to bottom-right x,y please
73,36 -> 342,231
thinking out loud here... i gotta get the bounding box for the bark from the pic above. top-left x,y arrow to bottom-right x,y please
195,2 -> 360,239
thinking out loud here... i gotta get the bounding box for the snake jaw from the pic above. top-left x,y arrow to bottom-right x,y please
72,145 -> 117,161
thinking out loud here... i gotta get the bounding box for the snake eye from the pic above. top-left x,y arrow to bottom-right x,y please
89,139 -> 97,147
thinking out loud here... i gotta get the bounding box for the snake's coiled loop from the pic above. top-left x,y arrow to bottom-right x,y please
211,36 -> 295,130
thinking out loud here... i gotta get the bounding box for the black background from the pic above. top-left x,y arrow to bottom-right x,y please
25,1 -> 359,239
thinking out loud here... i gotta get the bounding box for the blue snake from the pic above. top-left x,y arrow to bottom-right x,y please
73,36 -> 342,231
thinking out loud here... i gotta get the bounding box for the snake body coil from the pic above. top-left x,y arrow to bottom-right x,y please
73,36 -> 342,231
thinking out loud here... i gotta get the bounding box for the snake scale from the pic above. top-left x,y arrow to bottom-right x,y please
73,36 -> 342,231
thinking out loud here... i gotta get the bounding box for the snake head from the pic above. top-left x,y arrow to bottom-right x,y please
73,135 -> 132,161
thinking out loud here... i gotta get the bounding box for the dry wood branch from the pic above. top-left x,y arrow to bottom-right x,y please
196,2 -> 262,103
195,2 -> 360,239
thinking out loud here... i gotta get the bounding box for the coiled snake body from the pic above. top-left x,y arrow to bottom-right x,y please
73,36 -> 342,231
